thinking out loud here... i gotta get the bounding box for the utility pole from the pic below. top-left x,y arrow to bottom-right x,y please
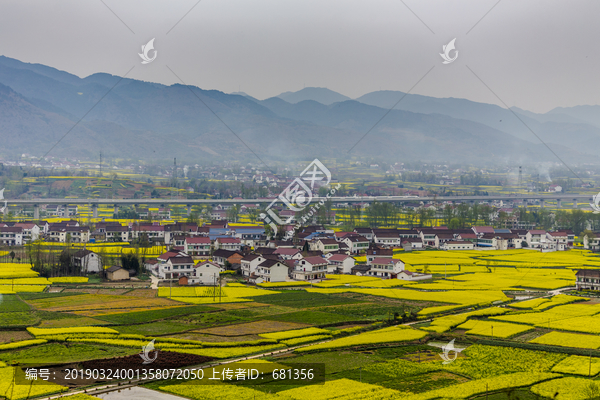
590,349 -> 593,377
169,276 -> 172,299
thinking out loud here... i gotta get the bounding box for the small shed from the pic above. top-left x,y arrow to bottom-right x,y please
106,266 -> 130,281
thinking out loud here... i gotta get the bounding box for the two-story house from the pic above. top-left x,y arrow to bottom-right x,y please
157,252 -> 195,279
241,254 -> 266,277
311,238 -> 340,253
255,259 -> 288,283
212,249 -> 244,268
325,254 -> 355,274
342,235 -> 369,254
576,269 -> 600,290
373,232 -> 401,248
293,256 -> 328,281
72,249 -> 101,273
547,231 -> 568,251
366,248 -> 393,265
0,227 -> 23,246
526,230 -> 548,249
13,223 -> 40,242
273,248 -> 302,260
184,237 -> 211,257
189,261 -> 223,285
214,237 -> 242,251
369,258 -> 405,278
106,225 -> 130,242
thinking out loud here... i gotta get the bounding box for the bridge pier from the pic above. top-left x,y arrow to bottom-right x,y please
92,204 -> 98,219
556,199 -> 561,208
33,204 -> 39,220
114,204 -> 119,215
540,199 -> 545,208
573,199 -> 578,209
187,205 -> 192,216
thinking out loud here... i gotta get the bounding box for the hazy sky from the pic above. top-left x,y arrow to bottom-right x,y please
1,0 -> 598,113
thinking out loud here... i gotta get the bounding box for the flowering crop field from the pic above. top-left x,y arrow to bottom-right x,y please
491,301 -> 600,334
410,268 -> 575,291
0,339 -> 47,351
0,285 -> 47,293
48,277 -> 89,283
170,296 -> 251,304
159,382 -> 282,400
0,263 -> 38,279
260,327 -> 332,340
312,275 -> 407,288
27,293 -> 181,312
158,285 -> 278,303
512,297 -> 552,309
295,326 -> 427,353
224,287 -> 280,297
0,278 -> 50,285
443,344 -> 567,379
531,376 -> 597,400
280,378 -> 401,400
534,294 -> 586,310
530,331 -> 600,349
401,372 -> 560,400
0,367 -> 66,400
9,248 -> 600,399
281,334 -> 332,346
306,288 -> 510,315
158,287 -> 197,297
170,343 -> 285,358
28,327 -> 119,336
422,307 -> 508,333
551,355 -> 600,376
364,357 -> 441,378
491,302 -> 600,329
69,338 -> 201,349
456,320 -> 535,338
257,281 -> 310,288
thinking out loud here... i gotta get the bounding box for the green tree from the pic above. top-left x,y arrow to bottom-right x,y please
187,211 -> 200,225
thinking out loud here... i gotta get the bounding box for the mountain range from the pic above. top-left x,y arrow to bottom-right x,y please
0,55 -> 598,165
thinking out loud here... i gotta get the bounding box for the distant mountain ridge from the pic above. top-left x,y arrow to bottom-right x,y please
0,55 -> 597,164
276,87 -> 351,105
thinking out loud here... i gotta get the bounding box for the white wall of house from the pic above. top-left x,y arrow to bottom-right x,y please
369,260 -> 405,277
192,264 -> 222,285
397,271 -> 432,281
241,256 -> 265,277
257,264 -> 288,282
79,253 -> 101,273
